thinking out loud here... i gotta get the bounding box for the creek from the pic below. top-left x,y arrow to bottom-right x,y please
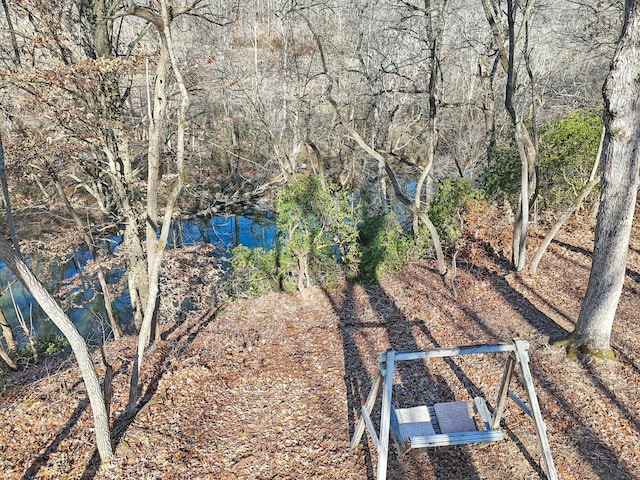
0,214 -> 277,347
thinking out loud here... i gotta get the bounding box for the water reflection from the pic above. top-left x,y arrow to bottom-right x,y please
0,214 -> 276,347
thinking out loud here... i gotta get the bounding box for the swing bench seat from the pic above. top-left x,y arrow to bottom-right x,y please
391,398 -> 503,453
351,340 -> 558,480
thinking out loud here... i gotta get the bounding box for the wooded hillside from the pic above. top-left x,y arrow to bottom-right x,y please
1,1 -> 639,479
1,205 -> 639,479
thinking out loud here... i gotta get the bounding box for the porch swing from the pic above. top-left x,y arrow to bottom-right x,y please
350,339 -> 558,480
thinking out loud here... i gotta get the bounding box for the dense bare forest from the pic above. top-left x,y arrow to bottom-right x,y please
1,1 -> 640,479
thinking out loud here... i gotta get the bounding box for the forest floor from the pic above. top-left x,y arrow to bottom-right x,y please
1,203 -> 640,480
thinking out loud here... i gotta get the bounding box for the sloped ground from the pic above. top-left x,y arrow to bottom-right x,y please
2,207 -> 640,480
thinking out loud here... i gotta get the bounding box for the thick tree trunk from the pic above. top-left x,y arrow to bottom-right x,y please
0,342 -> 16,369
0,306 -> 17,354
145,41 -> 170,344
0,238 -> 113,463
572,0 -> 640,358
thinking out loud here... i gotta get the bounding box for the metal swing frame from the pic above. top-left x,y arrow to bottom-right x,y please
350,339 -> 558,480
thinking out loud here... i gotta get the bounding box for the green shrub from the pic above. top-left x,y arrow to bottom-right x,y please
481,137 -> 520,207
17,333 -> 70,361
275,175 -> 361,291
482,109 -> 602,214
539,108 -> 602,210
428,178 -> 482,250
359,212 -> 429,283
224,245 -> 279,299
225,175 -> 361,298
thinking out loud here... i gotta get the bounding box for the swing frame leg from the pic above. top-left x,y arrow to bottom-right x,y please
514,340 -> 558,480
350,341 -> 558,480
351,372 -> 383,449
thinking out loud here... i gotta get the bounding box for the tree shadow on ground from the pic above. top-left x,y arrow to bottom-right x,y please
77,306 -> 221,480
20,398 -> 90,480
454,244 -> 636,479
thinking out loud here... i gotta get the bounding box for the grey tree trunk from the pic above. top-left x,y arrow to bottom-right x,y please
0,133 -> 21,257
0,305 -> 17,355
572,0 -> 640,358
126,0 -> 189,413
0,341 -> 16,369
0,238 -> 113,462
481,0 -> 538,272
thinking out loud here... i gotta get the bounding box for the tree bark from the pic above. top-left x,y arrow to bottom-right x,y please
482,0 -> 538,272
0,307 -> 17,355
127,0 -> 189,413
572,0 -> 640,358
0,238 -> 113,463
0,133 -> 21,257
0,342 -> 16,369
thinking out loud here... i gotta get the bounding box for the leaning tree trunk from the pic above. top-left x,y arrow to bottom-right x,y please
0,306 -> 17,354
0,238 -> 113,462
0,342 -> 16,369
572,0 -> 640,358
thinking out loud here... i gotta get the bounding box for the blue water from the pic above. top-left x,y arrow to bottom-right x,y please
0,214 -> 277,347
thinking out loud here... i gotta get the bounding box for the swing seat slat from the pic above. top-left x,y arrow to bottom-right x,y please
391,399 -> 503,453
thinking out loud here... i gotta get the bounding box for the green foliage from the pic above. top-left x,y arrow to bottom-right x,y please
428,178 -> 482,250
275,175 -> 361,263
481,109 -> 602,214
225,175 -> 361,298
359,212 -> 429,283
275,175 -> 361,290
481,138 -> 520,206
34,334 -> 69,356
224,245 -> 279,299
539,108 -> 602,209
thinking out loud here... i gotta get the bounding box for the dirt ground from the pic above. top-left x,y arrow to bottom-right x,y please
1,206 -> 640,480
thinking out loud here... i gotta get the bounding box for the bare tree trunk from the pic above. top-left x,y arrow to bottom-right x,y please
0,305 -> 17,369
144,40 -> 170,345
145,43 -> 169,288
0,307 -> 17,356
571,0 -> 640,358
0,133 -> 20,356
482,0 -> 538,272
127,0 -> 189,414
0,342 -> 16,369
0,237 -> 113,463
0,133 -> 21,257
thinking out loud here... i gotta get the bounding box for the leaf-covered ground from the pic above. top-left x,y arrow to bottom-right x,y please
2,206 -> 640,480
